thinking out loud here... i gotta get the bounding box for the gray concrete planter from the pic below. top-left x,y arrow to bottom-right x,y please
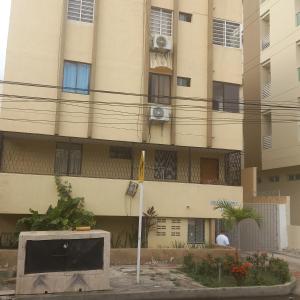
14,278 -> 296,300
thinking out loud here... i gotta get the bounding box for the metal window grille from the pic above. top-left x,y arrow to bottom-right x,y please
188,219 -> 205,244
213,19 -> 241,48
54,143 -> 82,176
263,135 -> 272,149
150,7 -> 173,36
1,137 -> 241,187
154,150 -> 177,180
68,0 -> 95,23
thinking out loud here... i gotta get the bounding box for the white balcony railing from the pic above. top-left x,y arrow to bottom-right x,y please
263,135 -> 272,149
296,12 -> 300,26
261,33 -> 270,50
261,81 -> 271,98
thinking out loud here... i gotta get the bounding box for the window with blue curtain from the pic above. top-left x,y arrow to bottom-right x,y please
63,61 -> 91,94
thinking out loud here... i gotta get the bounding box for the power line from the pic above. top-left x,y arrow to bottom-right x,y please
1,83 -> 300,110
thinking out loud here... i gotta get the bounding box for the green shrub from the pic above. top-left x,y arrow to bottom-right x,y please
268,257 -> 290,283
16,177 -> 96,231
181,253 -> 291,287
183,254 -> 194,272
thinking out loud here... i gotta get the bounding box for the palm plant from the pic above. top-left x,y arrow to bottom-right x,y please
214,200 -> 262,250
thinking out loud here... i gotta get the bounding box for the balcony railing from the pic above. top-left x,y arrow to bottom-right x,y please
263,135 -> 272,149
261,81 -> 271,99
0,136 -> 242,187
296,12 -> 300,26
261,33 -> 270,50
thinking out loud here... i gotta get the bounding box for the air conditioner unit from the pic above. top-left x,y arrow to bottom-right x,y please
151,34 -> 173,52
150,105 -> 171,122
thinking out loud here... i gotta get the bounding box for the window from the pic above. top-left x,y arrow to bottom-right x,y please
63,61 -> 91,95
213,19 -> 241,48
67,0 -> 95,23
263,112 -> 272,149
213,81 -> 240,113
288,174 -> 300,181
156,218 -> 167,236
179,12 -> 192,22
269,175 -> 280,183
154,150 -> 177,180
149,73 -> 171,105
177,77 -> 191,87
188,219 -> 205,244
150,7 -> 173,36
54,143 -> 82,176
109,146 -> 132,160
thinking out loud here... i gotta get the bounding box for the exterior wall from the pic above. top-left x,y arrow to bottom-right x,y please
244,0 -> 300,230
258,166 -> 300,225
260,0 -> 300,170
1,0 -> 244,151
288,225 -> 300,249
0,173 -> 243,218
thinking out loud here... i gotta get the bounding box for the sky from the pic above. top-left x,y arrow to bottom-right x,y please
0,0 -> 11,80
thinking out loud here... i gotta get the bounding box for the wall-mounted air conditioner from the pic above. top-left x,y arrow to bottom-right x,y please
149,105 -> 171,122
151,34 -> 173,52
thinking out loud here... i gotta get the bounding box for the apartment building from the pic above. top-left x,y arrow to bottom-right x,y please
244,0 -> 300,228
0,0 -> 243,248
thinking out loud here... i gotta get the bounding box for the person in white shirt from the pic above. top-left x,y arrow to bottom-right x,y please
216,230 -> 230,247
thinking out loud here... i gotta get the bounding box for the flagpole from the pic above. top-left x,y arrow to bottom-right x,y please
137,150 -> 145,284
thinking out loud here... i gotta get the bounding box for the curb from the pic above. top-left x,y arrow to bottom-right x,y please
13,278 -> 297,300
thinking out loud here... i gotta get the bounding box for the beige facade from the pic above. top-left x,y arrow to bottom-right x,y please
244,0 -> 300,227
0,0 -> 244,248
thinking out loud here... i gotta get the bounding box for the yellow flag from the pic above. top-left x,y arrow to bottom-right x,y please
138,151 -> 145,182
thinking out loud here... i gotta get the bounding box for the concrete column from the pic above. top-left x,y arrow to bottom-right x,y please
142,0 -> 151,143
206,0 -> 214,148
87,0 -> 100,138
54,0 -> 68,135
170,0 -> 179,145
209,219 -> 216,245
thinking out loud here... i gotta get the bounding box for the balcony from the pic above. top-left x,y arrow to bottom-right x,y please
263,135 -> 272,149
261,81 -> 271,99
261,33 -> 270,50
296,12 -> 300,26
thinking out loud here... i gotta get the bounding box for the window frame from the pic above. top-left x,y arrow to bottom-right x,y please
109,146 -> 132,160
177,76 -> 191,87
63,61 -> 91,95
150,7 -> 173,36
213,18 -> 242,49
148,73 -> 172,105
54,142 -> 83,176
179,12 -> 192,23
67,0 -> 95,23
188,219 -> 205,244
213,81 -> 240,113
154,150 -> 177,181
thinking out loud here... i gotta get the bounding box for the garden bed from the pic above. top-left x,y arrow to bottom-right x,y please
182,252 -> 292,288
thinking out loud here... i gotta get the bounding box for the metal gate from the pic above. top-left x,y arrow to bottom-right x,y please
229,203 -> 281,252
